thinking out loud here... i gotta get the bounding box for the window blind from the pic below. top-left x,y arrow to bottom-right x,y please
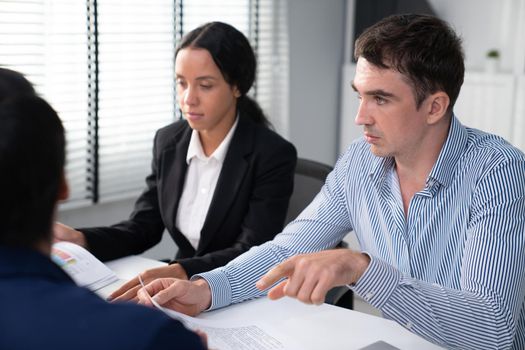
95,0 -> 175,202
256,0 -> 289,137
0,0 -> 288,208
0,0 -> 90,205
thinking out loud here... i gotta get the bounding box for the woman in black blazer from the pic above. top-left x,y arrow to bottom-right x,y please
54,22 -> 297,300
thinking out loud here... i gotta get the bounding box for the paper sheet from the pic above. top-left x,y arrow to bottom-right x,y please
138,276 -> 299,350
52,241 -> 118,291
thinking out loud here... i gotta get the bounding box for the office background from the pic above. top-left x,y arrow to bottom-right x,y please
2,0 -> 524,259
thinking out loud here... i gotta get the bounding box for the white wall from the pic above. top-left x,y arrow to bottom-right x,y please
428,0 -> 525,73
338,0 -> 360,153
287,0 -> 346,166
430,1 -> 525,151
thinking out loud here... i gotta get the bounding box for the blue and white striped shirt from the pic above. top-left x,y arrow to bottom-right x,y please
198,116 -> 525,349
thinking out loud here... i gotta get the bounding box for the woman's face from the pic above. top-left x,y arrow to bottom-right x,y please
175,48 -> 240,138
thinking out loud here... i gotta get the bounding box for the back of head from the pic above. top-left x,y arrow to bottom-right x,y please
354,14 -> 464,112
0,96 -> 65,248
0,67 -> 35,102
176,21 -> 270,127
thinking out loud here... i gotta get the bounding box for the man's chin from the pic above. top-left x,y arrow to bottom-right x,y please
369,145 -> 391,158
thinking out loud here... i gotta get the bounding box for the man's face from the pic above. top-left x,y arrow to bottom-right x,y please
352,57 -> 431,160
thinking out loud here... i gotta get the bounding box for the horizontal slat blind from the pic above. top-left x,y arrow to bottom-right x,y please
255,0 -> 289,137
182,0 -> 250,34
0,0 -> 90,205
1,0 -> 288,207
97,0 -> 175,201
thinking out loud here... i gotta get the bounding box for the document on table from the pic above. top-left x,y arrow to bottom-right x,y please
52,241 -> 119,291
138,276 -> 300,350
157,304 -> 300,349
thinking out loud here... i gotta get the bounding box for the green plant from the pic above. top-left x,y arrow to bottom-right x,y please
486,49 -> 500,59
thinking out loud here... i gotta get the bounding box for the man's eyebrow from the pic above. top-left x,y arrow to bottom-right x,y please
364,89 -> 395,98
351,82 -> 395,98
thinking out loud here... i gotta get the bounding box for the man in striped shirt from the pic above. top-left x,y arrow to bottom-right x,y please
138,14 -> 525,349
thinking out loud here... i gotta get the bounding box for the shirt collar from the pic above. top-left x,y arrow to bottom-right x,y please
368,115 -> 468,188
186,115 -> 239,164
369,156 -> 394,188
426,114 -> 468,187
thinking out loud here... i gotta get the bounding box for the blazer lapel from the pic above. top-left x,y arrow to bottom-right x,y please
196,118 -> 254,253
158,125 -> 191,234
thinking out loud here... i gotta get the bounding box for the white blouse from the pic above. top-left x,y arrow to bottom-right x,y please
175,117 -> 239,249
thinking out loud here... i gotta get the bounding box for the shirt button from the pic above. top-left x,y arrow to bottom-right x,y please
406,321 -> 413,330
200,188 -> 207,194
365,292 -> 374,300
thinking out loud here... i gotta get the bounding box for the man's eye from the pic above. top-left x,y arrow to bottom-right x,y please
375,96 -> 386,105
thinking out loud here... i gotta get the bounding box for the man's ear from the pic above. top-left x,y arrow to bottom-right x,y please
58,171 -> 69,201
427,92 -> 450,125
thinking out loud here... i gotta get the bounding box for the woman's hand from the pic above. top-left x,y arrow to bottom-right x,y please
53,222 -> 87,248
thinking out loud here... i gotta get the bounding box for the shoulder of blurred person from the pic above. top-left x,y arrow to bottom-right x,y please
0,246 -> 204,350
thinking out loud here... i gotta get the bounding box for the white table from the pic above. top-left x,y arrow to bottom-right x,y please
102,256 -> 443,350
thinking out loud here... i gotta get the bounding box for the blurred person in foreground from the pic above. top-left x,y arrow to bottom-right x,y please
0,68 -> 206,350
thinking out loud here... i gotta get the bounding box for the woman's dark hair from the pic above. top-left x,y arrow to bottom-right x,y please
0,96 -> 65,248
355,14 -> 464,113
176,21 -> 271,128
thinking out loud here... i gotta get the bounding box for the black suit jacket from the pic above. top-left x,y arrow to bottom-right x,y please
0,247 -> 204,350
82,117 -> 297,276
